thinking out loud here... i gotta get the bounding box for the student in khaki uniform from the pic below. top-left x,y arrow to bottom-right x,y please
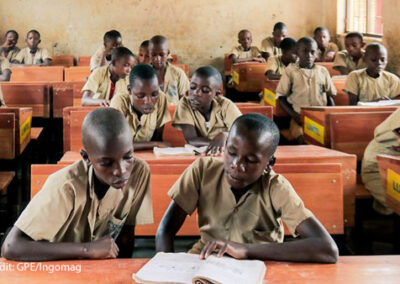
156,114 -> 338,263
333,32 -> 366,75
260,22 -> 288,59
138,40 -> 151,65
265,37 -> 297,80
314,27 -> 338,62
277,37 -> 336,142
362,109 -> 400,215
149,35 -> 190,105
344,43 -> 400,105
82,47 -> 136,106
12,30 -> 51,66
110,64 -> 171,150
90,30 -> 122,71
229,30 -> 265,64
1,108 -> 153,261
0,30 -> 20,62
0,55 -> 11,81
172,66 -> 241,155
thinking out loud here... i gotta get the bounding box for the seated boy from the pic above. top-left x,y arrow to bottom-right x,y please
149,35 -> 190,105
0,30 -> 20,62
265,37 -> 297,80
156,113 -> 338,263
1,108 -> 153,261
276,37 -> 336,142
0,54 -> 11,81
362,109 -> 400,215
110,64 -> 171,150
314,27 -> 338,62
343,43 -> 400,105
90,30 -> 123,71
260,22 -> 288,59
229,30 -> 265,64
333,32 -> 366,75
138,40 -> 151,64
172,66 -> 241,155
82,47 -> 136,106
12,30 -> 51,66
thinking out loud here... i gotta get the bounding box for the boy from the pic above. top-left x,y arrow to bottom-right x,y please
260,22 -> 288,59
0,30 -> 20,61
149,35 -> 190,104
12,30 -> 51,66
110,64 -> 171,150
343,43 -> 400,105
1,108 -> 153,261
265,37 -> 297,80
276,37 -> 336,141
90,30 -> 123,71
138,40 -> 151,64
229,30 -> 265,64
314,27 -> 338,62
156,113 -> 338,263
0,54 -> 11,81
172,66 -> 241,155
333,32 -> 366,75
362,109 -> 400,215
81,47 -> 136,106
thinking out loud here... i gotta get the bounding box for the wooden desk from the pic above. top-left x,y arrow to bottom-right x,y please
64,66 -> 90,82
0,171 -> 15,193
232,62 -> 268,92
77,56 -> 90,66
31,127 -> 43,140
261,79 -> 289,117
332,76 -> 349,106
10,66 -> 64,82
377,154 -> 400,215
51,55 -> 75,68
1,256 -> 399,284
224,53 -> 233,76
52,82 -> 74,118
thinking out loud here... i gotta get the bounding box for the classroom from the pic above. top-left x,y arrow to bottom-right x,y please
0,0 -> 400,283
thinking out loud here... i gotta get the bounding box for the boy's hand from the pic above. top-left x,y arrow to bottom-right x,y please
205,132 -> 227,156
200,240 -> 248,260
86,236 -> 119,259
100,100 -> 110,107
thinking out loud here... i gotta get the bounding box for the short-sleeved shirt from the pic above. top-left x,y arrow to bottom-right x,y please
90,46 -> 111,71
260,37 -> 281,56
15,159 -> 153,242
172,96 -> 242,140
229,46 -> 261,59
0,56 -> 11,77
343,69 -> 400,102
1,47 -> 20,62
14,47 -> 51,65
316,42 -> 339,61
110,90 -> 171,141
81,65 -> 129,101
168,157 -> 314,253
265,55 -> 285,75
276,62 -> 337,113
333,50 -> 366,72
163,62 -> 190,105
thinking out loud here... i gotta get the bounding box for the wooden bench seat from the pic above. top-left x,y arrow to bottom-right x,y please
64,66 -> 90,82
77,56 -> 91,66
31,127 -> 43,140
51,55 -> 74,68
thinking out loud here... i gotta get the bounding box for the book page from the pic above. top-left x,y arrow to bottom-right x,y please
357,100 -> 400,106
153,147 -> 195,157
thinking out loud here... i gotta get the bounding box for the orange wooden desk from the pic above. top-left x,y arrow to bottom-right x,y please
1,256 -> 400,284
10,66 -> 64,82
377,154 -> 400,215
231,62 -> 268,92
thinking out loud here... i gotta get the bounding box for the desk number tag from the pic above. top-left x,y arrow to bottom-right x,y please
387,168 -> 400,202
20,116 -> 32,144
304,116 -> 324,145
263,88 -> 276,107
232,70 -> 239,85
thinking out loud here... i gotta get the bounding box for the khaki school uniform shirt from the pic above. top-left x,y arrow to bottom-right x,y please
0,56 -> 10,75
229,46 -> 261,59
343,69 -> 400,102
333,50 -> 366,72
317,42 -> 339,61
90,46 -> 111,71
260,37 -> 281,56
163,62 -> 190,105
110,90 -> 171,141
81,65 -> 129,101
1,47 -> 20,62
15,159 -> 153,242
266,55 -> 285,75
14,47 -> 51,64
276,62 -> 337,113
168,157 -> 314,254
172,96 -> 242,140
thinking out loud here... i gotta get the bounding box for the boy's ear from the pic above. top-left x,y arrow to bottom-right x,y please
361,41 -> 366,48
127,85 -> 131,93
80,149 -> 92,165
38,39 -> 41,45
269,155 -> 276,167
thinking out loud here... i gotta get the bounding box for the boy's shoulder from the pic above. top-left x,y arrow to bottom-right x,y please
193,156 -> 224,172
166,62 -> 187,77
131,156 -> 150,176
214,95 -> 236,109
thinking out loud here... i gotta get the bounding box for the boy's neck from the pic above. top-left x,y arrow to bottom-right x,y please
29,47 -> 38,53
93,174 -> 109,200
199,102 -> 213,121
109,67 -> 120,83
366,69 -> 380,78
351,52 -> 362,61
299,62 -> 315,69
241,46 -> 251,52
281,56 -> 292,66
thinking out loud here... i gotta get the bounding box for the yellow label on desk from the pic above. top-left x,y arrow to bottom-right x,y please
232,70 -> 239,85
304,116 -> 324,145
20,116 -> 31,144
263,88 -> 276,107
387,168 -> 400,202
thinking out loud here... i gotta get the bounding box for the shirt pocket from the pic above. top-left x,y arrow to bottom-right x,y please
108,213 -> 128,240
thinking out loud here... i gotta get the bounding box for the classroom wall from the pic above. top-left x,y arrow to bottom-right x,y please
0,0 -> 337,73
383,0 -> 400,75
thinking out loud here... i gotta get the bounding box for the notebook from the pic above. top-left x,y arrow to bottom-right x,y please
153,145 -> 208,157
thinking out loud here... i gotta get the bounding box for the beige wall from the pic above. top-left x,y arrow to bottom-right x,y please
0,0 -> 336,73
383,0 -> 400,75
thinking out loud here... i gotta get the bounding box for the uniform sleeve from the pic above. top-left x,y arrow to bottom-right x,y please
156,92 -> 172,128
13,49 -> 25,63
1,57 -> 11,71
388,75 -> 400,99
168,158 -> 203,215
172,97 -> 195,129
41,48 -> 51,60
329,42 -> 339,53
223,100 -> 242,128
266,56 -> 278,73
253,47 -> 262,58
229,46 -> 240,57
276,68 -> 292,97
90,48 -> 103,71
110,93 -> 129,115
270,175 -> 314,236
324,68 -> 337,96
82,68 -> 101,93
343,71 -> 359,95
332,51 -> 347,68
260,38 -> 273,53
177,69 -> 190,98
14,175 -> 74,241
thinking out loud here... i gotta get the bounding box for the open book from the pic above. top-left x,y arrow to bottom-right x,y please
357,100 -> 400,106
153,145 -> 208,157
133,252 -> 266,284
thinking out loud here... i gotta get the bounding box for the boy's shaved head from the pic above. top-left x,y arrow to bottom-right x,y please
238,29 -> 251,37
129,64 -> 157,87
150,35 -> 168,47
193,66 -> 222,88
345,32 -> 363,42
111,46 -> 135,61
296,37 -> 317,49
104,30 -> 121,42
314,26 -> 329,35
27,29 -> 40,38
273,22 -> 287,32
365,42 -> 387,57
279,37 -> 296,51
5,30 -> 18,40
140,40 -> 150,48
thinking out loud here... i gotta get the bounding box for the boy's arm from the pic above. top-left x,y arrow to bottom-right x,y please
278,97 -> 300,123
180,124 -> 211,147
115,225 -> 135,258
81,90 -> 110,106
265,70 -> 281,81
347,92 -> 359,105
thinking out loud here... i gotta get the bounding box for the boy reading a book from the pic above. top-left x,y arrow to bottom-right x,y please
156,113 -> 338,263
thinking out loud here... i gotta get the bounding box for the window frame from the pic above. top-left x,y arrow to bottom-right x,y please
345,0 -> 383,38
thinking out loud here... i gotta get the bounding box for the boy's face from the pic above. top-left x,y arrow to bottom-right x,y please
364,47 -> 387,74
104,37 -> 122,54
297,41 -> 318,68
129,77 -> 160,115
272,28 -> 287,47
5,33 -> 17,49
281,48 -> 298,64
26,32 -> 40,50
111,55 -> 136,79
314,30 -> 330,49
224,127 -> 273,190
188,74 -> 220,112
138,47 -> 151,64
345,37 -> 364,58
150,43 -> 169,69
238,31 -> 252,50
